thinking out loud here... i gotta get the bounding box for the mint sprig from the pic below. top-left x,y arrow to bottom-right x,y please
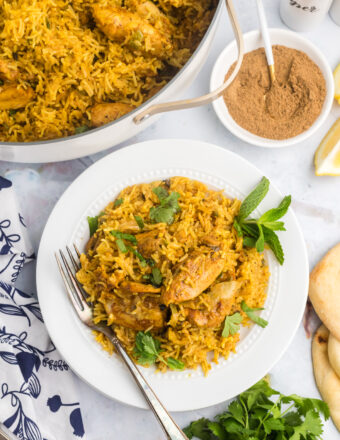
234,177 -> 291,265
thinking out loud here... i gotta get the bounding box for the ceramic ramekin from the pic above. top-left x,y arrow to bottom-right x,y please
210,28 -> 334,148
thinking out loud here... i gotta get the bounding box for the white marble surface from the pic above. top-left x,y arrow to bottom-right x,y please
1,0 -> 340,438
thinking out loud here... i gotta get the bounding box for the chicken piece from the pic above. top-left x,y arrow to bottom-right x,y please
0,60 -> 19,81
0,84 -> 34,110
162,250 -> 225,305
200,234 -> 221,249
92,5 -> 172,59
135,1 -> 172,38
120,281 -> 161,294
103,293 -> 165,330
136,229 -> 164,258
90,103 -> 134,127
185,281 -> 239,328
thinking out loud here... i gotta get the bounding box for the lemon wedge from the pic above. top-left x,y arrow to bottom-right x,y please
335,64 -> 340,104
315,118 -> 340,176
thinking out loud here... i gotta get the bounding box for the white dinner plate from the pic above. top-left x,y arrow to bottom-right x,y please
36,139 -> 309,411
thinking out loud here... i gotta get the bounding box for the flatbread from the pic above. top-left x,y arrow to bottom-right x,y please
309,243 -> 340,341
312,325 -> 340,431
329,333 -> 340,379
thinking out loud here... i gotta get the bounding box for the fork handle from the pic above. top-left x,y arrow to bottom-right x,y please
110,336 -> 188,440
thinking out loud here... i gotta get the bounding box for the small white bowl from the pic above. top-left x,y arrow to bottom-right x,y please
210,28 -> 334,148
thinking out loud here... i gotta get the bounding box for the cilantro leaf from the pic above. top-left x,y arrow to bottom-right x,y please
207,422 -> 228,439
183,419 -> 211,440
134,215 -> 144,230
75,125 -> 89,134
134,332 -> 185,370
87,216 -> 98,237
114,198 -> 124,207
153,186 -> 169,200
126,246 -> 147,267
151,267 -> 162,286
110,230 -> 137,244
166,357 -> 185,370
241,301 -> 268,328
185,379 -> 329,440
150,187 -> 180,225
237,177 -> 270,221
222,312 -> 242,337
134,331 -> 161,365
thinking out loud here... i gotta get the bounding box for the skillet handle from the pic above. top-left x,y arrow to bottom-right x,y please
133,0 -> 244,125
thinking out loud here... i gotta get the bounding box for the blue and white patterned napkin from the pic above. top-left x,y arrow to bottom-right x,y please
0,176 -> 86,440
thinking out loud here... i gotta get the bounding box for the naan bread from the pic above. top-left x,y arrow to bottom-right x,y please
329,333 -> 340,379
312,325 -> 340,431
309,243 -> 340,340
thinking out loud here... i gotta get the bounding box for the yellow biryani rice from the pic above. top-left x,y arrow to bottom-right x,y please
76,177 -> 269,375
0,0 -> 216,141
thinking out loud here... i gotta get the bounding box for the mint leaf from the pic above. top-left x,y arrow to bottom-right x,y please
114,198 -> 124,207
237,177 -> 270,221
259,195 -> 291,223
255,224 -> 265,253
87,216 -> 98,237
166,357 -> 185,370
263,227 -> 284,265
222,313 -> 242,337
243,236 -> 257,248
261,221 -> 286,231
233,219 -> 243,237
241,301 -> 268,328
134,215 -> 144,230
111,230 -> 137,244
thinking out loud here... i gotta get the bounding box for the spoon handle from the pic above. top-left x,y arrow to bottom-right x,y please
255,0 -> 276,82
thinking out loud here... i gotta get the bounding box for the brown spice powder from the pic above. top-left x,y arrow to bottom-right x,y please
223,45 -> 326,140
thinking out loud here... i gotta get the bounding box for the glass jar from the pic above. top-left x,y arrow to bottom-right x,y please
330,0 -> 340,26
280,0 -> 333,31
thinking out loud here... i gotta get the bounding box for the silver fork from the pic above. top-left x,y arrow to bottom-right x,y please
55,245 -> 188,440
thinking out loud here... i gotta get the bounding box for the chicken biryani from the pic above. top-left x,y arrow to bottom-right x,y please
0,0 -> 216,142
76,177 -> 270,375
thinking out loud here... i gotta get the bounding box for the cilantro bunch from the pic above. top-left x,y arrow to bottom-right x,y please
134,332 -> 185,370
149,186 -> 181,225
184,379 -> 330,440
233,177 -> 291,265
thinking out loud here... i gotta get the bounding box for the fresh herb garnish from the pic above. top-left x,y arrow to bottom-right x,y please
87,216 -> 98,237
222,312 -> 242,338
114,198 -> 124,207
9,109 -> 17,116
111,230 -> 137,245
75,125 -> 89,134
166,357 -> 185,370
127,246 -> 147,267
0,79 -> 4,86
184,379 -> 330,440
46,18 -> 51,28
134,215 -> 144,230
149,186 -> 181,225
151,267 -> 162,286
134,332 -> 185,370
241,301 -> 268,328
234,177 -> 291,265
